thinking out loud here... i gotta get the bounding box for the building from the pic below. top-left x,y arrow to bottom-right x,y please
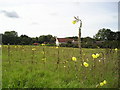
56,38 -> 77,46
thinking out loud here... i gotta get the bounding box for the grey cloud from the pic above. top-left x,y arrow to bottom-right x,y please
0,10 -> 19,18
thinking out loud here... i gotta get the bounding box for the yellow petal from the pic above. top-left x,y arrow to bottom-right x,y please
72,20 -> 76,24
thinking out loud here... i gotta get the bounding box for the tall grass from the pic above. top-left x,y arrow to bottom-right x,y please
2,45 -> 119,88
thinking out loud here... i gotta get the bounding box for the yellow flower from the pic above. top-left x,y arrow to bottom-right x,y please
115,48 -> 118,51
41,44 -> 45,46
83,62 -> 89,67
32,48 -> 36,51
72,20 -> 76,24
56,47 -> 59,49
103,80 -> 107,84
96,53 -> 100,58
72,57 -> 77,61
64,66 -> 66,68
100,82 -> 104,86
92,53 -> 100,59
92,54 -> 97,59
0,45 -> 1,48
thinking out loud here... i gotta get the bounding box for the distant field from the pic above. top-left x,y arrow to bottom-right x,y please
1,45 -> 119,88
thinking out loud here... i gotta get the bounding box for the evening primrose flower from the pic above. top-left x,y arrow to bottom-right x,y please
83,62 -> 89,67
100,82 -> 104,86
56,47 -> 59,49
92,53 -> 100,59
115,48 -> 118,51
72,57 -> 77,61
32,48 -> 36,51
96,53 -> 100,57
103,80 -> 107,84
41,44 -> 45,46
72,20 -> 77,24
64,66 -> 66,68
92,54 -> 97,59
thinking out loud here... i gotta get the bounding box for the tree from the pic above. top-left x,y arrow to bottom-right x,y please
19,35 -> 32,45
38,35 -> 55,44
2,31 -> 19,45
115,31 -> 120,40
93,28 -> 113,41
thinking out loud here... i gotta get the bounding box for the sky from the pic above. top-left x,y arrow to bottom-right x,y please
0,0 -> 119,38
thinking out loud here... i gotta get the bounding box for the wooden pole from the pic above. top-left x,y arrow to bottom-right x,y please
78,20 -> 82,58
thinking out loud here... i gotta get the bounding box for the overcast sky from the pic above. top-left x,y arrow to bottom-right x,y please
0,0 -> 119,38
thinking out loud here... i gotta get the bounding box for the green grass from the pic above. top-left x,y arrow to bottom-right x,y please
1,45 -> 119,88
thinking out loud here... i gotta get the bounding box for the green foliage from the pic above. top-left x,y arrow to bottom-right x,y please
38,35 -> 55,44
93,28 -> 119,41
2,31 -> 19,45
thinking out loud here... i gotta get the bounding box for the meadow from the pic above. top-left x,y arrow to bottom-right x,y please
1,45 -> 119,88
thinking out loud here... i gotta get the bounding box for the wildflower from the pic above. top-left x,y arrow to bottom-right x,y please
115,48 -> 118,51
96,53 -> 100,57
83,62 -> 89,67
92,53 -> 100,59
100,82 -> 104,86
83,53 -> 85,56
0,45 -> 1,48
72,57 -> 77,61
72,20 -> 76,24
32,48 -> 36,51
41,44 -> 45,46
56,47 -> 59,49
64,66 -> 66,68
103,80 -> 107,84
92,54 -> 97,59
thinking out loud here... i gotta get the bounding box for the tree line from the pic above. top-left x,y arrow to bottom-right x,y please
0,31 -> 55,45
0,28 -> 120,48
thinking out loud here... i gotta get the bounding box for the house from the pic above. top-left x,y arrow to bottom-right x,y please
33,43 -> 40,45
56,38 -> 77,46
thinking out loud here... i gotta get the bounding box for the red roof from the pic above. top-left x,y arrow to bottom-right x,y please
57,38 -> 74,43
